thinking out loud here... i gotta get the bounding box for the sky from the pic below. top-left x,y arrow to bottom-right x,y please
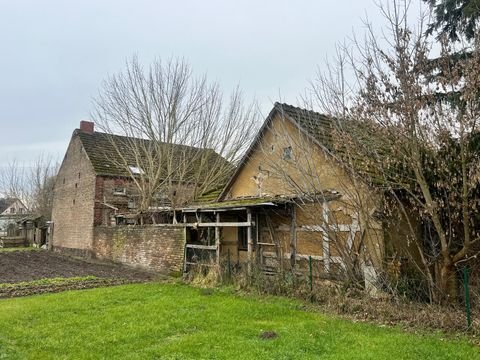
0,0 -> 396,167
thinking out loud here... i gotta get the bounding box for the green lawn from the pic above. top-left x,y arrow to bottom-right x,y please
0,283 -> 477,359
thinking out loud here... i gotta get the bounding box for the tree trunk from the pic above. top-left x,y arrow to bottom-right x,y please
438,260 -> 458,304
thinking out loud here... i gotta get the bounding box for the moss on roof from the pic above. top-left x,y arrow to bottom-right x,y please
193,187 -> 224,204
185,196 -> 293,210
76,130 -> 230,180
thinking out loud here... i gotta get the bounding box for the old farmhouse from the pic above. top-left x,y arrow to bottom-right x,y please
52,104 -> 416,281
179,103 -> 402,282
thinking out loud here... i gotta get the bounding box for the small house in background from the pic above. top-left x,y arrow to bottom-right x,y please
0,198 -> 33,248
16,215 -> 50,248
0,198 -> 29,236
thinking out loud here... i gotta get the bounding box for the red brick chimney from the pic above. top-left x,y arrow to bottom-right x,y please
79,120 -> 94,134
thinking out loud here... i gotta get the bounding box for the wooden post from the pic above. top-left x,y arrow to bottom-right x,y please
215,212 -> 220,265
290,204 -> 297,269
247,208 -> 253,273
183,213 -> 188,274
322,205 -> 330,273
255,213 -> 260,263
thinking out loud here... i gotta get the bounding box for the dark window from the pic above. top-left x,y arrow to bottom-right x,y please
78,172 -> 81,179
283,146 -> 292,160
113,187 -> 126,195
63,178 -> 65,184
73,199 -> 75,205
238,227 -> 248,250
75,183 -> 78,188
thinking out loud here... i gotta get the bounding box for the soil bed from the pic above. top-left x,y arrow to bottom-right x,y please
0,250 -> 157,298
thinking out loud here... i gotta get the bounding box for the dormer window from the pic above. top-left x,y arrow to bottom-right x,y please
128,166 -> 144,175
282,146 -> 293,160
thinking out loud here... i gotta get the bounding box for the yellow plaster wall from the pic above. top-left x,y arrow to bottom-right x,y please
223,113 -> 386,269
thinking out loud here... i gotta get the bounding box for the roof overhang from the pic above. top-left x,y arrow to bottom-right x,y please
179,197 -> 293,213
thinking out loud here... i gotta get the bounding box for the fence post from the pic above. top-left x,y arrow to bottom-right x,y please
309,256 -> 313,292
463,266 -> 472,329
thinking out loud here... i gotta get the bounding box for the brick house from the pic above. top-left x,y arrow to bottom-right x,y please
51,121 -> 227,267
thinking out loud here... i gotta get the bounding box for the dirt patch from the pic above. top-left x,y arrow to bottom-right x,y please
0,278 -> 144,298
259,331 -> 278,340
0,250 -> 156,284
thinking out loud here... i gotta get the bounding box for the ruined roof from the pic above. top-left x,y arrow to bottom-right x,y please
182,191 -> 341,212
75,130 -> 230,181
180,196 -> 293,212
192,186 -> 224,204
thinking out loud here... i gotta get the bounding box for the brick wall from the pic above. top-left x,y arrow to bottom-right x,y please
93,176 -> 196,226
92,225 -> 186,274
94,176 -> 139,225
51,135 -> 97,254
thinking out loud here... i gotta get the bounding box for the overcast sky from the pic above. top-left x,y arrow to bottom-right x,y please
0,0 -> 394,167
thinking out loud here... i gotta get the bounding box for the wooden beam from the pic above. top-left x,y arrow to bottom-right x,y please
181,207 -> 248,213
247,208 -> 253,273
182,213 -> 187,274
215,212 -> 220,265
322,205 -> 330,273
185,244 -> 217,250
290,204 -> 297,268
181,221 -> 254,227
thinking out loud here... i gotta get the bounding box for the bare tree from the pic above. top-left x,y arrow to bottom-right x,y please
308,0 -> 480,302
0,155 -> 58,219
92,57 -> 260,217
256,104 -> 384,289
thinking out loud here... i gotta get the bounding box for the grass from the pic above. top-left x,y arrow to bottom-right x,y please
0,283 -> 478,359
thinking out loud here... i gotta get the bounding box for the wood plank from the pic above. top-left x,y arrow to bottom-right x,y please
247,208 -> 253,273
322,205 -> 330,273
215,212 -> 220,264
181,222 -> 254,227
185,244 -> 217,250
290,204 -> 297,268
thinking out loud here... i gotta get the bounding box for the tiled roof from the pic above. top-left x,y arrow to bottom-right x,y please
276,103 -> 386,184
275,103 -> 335,150
192,186 -> 224,204
76,130 -> 230,182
